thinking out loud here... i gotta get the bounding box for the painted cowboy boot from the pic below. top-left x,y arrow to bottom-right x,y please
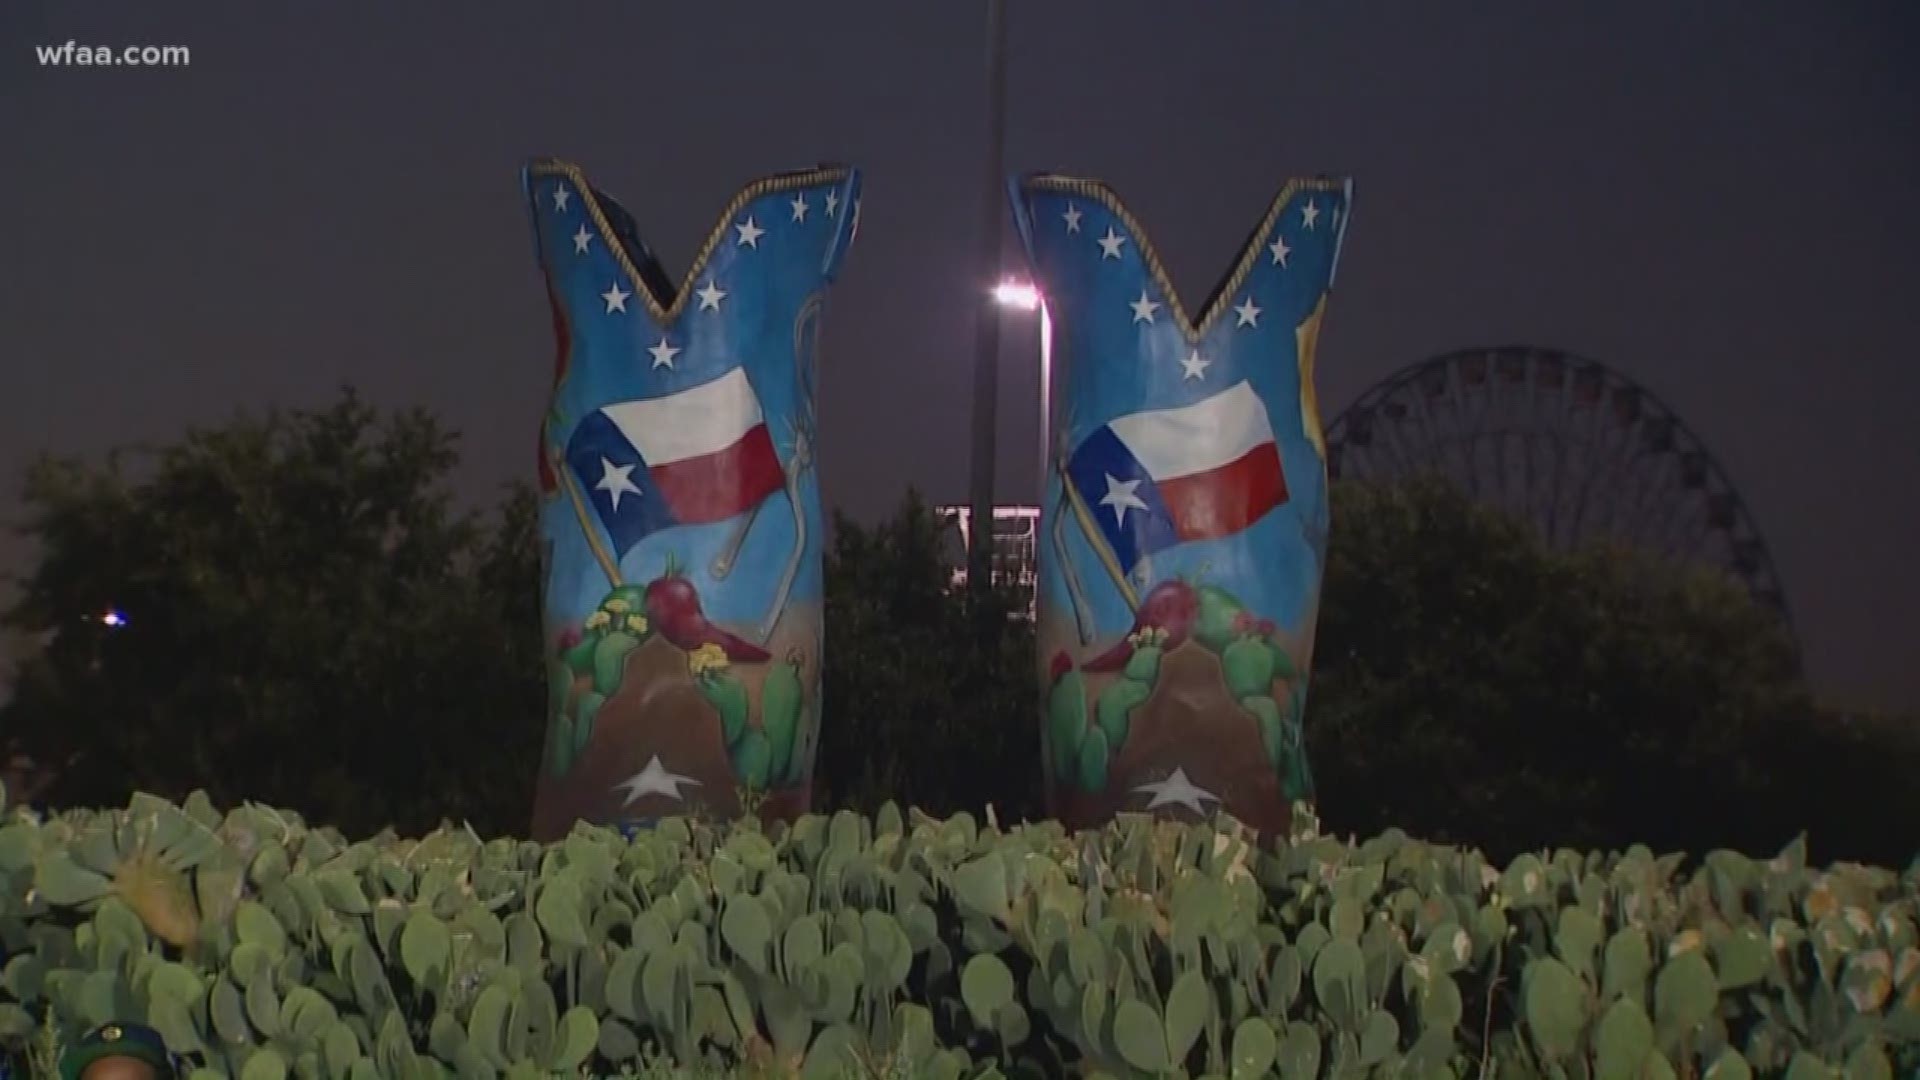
522,159 -> 860,838
1009,171 -> 1354,840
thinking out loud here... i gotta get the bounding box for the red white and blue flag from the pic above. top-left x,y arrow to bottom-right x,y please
1065,379 -> 1288,573
565,367 -> 785,559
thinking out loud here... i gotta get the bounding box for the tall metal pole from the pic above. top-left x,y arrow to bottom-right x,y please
1038,303 -> 1052,511
966,0 -> 1008,602
1034,302 -> 1052,624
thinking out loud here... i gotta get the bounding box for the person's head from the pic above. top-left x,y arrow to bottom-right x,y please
59,1023 -> 174,1080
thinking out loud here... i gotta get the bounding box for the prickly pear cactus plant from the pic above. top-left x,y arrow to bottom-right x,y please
548,585 -> 654,777
1,784 -> 1916,1079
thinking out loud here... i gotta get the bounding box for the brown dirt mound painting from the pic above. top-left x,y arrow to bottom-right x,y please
1037,580 -> 1316,843
530,604 -> 820,841
1047,644 -> 1295,836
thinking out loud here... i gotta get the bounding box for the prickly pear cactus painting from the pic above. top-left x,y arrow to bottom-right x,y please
524,159 -> 860,839
1010,172 -> 1352,838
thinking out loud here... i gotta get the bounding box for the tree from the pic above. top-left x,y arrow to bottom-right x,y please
0,390 -> 542,837
1778,706 -> 1920,868
814,492 -> 1042,823
1303,475 -> 1869,862
8,392 -> 1909,864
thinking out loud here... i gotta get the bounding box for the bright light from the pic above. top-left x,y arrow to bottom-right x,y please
100,609 -> 128,628
992,279 -> 1041,311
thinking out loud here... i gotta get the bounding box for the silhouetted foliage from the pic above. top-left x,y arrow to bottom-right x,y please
3,395 -> 1912,865
815,491 -> 1041,823
0,389 -> 543,837
1306,476 -> 1842,861
1768,705 -> 1920,868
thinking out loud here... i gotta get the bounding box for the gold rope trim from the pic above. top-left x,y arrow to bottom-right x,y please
1022,173 -> 1348,342
527,158 -> 852,324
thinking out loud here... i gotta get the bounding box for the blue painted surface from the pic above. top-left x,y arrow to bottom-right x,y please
521,160 -> 859,824
526,162 -> 859,629
1010,174 -> 1351,644
1009,172 -> 1353,829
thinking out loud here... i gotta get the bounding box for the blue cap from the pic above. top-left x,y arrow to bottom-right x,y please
59,1022 -> 174,1079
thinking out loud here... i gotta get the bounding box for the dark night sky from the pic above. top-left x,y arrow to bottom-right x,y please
2,2 -> 1916,708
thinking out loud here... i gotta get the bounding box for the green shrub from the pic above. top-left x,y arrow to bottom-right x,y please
0,786 -> 1916,1078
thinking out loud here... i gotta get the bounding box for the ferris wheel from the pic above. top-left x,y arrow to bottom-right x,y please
1324,345 -> 1796,643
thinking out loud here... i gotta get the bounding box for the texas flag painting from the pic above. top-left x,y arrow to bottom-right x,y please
564,367 -> 784,559
1065,380 -> 1288,574
1009,169 -> 1352,837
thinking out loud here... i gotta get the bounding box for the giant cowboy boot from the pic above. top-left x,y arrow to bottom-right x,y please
1008,172 -> 1354,840
522,159 -> 860,839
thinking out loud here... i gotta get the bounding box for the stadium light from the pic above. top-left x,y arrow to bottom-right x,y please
992,278 -> 1041,312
